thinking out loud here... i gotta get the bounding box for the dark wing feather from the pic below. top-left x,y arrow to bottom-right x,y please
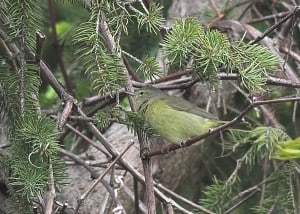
165,95 -> 219,120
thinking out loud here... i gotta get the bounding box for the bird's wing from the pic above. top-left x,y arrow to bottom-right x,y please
164,95 -> 219,120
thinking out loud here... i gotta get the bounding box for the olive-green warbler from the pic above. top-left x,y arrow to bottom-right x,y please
135,87 -> 221,144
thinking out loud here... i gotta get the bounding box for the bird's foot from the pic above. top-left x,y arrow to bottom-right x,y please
164,144 -> 176,157
179,140 -> 188,148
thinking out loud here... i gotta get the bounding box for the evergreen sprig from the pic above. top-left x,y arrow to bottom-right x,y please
101,0 -> 132,36
2,0 -> 44,49
0,59 -> 19,122
252,165 -> 294,213
15,114 -> 60,159
10,162 -> 48,201
200,176 -> 239,213
0,28 -> 65,214
232,43 -> 279,91
137,3 -> 165,34
93,107 -> 120,131
125,111 -> 159,142
162,17 -> 280,91
162,18 -> 204,66
7,114 -> 66,203
136,56 -> 161,82
228,127 -> 290,167
73,19 -> 127,95
193,28 -> 230,82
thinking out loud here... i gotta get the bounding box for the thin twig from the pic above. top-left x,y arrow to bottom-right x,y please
98,11 -> 157,213
165,203 -> 174,214
138,0 -> 149,14
155,183 -> 216,214
47,0 -> 72,93
210,0 -> 223,18
247,11 -> 290,24
231,184 -> 261,202
44,161 -> 55,214
224,190 -> 258,214
58,100 -> 73,131
226,148 -> 253,188
250,10 -> 295,44
134,178 -> 140,214
35,30 -> 45,63
65,122 -> 111,157
153,188 -> 194,214
259,157 -> 268,206
133,73 -> 300,89
122,50 -> 143,64
127,4 -> 144,16
59,148 -> 99,179
74,141 -> 134,214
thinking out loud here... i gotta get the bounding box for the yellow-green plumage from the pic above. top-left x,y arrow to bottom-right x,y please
135,87 -> 220,144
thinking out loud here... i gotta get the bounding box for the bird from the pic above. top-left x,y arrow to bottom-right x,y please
135,87 -> 221,144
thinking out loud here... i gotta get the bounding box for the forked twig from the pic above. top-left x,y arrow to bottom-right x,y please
74,141 -> 134,213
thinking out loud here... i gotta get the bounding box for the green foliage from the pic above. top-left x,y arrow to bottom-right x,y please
39,85 -> 59,108
93,107 -> 159,142
272,137 -> 300,160
93,111 -> 111,131
15,114 -> 60,158
200,176 -> 239,213
23,62 -> 41,110
193,29 -> 230,82
0,59 -> 19,121
161,18 -> 280,91
125,111 -> 159,142
200,163 -> 296,214
93,108 -> 120,131
228,127 -> 290,167
136,56 -> 161,82
200,128 -> 296,213
74,76 -> 91,99
2,113 -> 66,210
2,0 -> 44,49
55,0 -> 89,7
137,3 -> 165,34
7,114 -> 66,203
71,1 -> 165,94
162,18 -> 204,66
72,20 -> 127,95
232,43 -> 280,91
101,0 -> 132,36
252,165 -> 294,213
0,25 -> 64,211
10,162 -> 48,201
0,61 -> 41,120
55,21 -> 72,40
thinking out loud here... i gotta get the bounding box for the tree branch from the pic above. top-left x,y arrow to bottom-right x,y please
145,96 -> 300,157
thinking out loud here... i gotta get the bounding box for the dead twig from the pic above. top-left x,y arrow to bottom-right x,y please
74,141 -> 134,213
